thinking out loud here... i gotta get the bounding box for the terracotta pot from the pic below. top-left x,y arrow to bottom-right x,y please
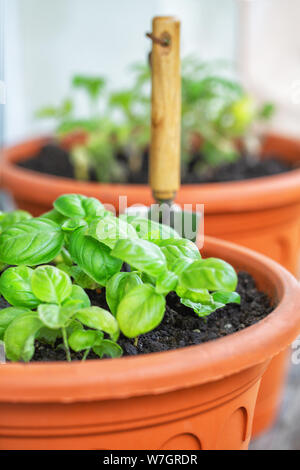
1,133 -> 300,437
1,134 -> 300,274
0,237 -> 299,451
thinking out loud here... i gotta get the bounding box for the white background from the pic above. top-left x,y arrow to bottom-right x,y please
1,0 -> 300,145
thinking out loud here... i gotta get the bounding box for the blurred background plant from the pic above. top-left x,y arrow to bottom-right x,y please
36,57 -> 275,183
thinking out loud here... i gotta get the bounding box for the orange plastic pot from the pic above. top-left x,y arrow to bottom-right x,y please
0,237 -> 299,451
1,134 -> 300,274
1,133 -> 300,437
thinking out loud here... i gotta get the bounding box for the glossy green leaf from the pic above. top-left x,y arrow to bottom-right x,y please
128,217 -> 180,241
176,285 -> 212,303
180,298 -> 223,318
88,215 -> 138,249
54,194 -> 105,218
63,284 -> 91,309
0,263 -> 7,272
62,218 -> 87,232
141,272 -> 156,286
179,258 -> 238,292
59,263 -> 99,290
212,291 -> 241,305
0,218 -> 64,266
0,266 -> 39,308
93,340 -> 123,359
171,257 -> 194,277
0,307 -> 31,340
0,210 -> 32,233
76,306 -> 120,341
69,228 -> 122,286
31,266 -> 72,304
37,304 -> 76,329
155,238 -> 201,269
117,284 -> 166,338
66,319 -> 84,336
155,271 -> 178,295
60,247 -> 73,266
4,314 -> 42,362
111,238 -> 167,278
106,272 -> 143,316
68,329 -> 98,352
40,209 -> 67,224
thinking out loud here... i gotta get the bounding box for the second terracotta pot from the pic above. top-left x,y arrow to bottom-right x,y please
0,237 -> 299,450
1,132 -> 300,436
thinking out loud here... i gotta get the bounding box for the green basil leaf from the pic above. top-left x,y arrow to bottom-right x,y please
179,258 -> 238,292
141,272 -> 156,286
76,306 -> 120,341
171,257 -> 194,276
31,266 -> 72,304
62,218 -> 87,232
155,271 -> 178,295
117,284 -> 166,338
0,307 -> 31,340
57,263 -> 99,290
0,218 -> 64,266
68,329 -> 98,352
176,285 -> 212,303
66,319 -> 84,336
61,247 -> 73,266
4,314 -> 42,362
63,284 -> 91,309
88,216 -> 138,249
212,291 -> 241,305
69,228 -> 122,286
180,298 -> 223,318
54,194 -> 105,218
106,272 -> 143,316
0,263 -> 7,272
37,304 -> 77,329
39,209 -> 67,224
0,210 -> 32,233
128,217 -> 180,241
112,239 -> 167,278
0,266 -> 40,308
155,238 -> 201,269
69,266 -> 100,290
93,340 -> 123,359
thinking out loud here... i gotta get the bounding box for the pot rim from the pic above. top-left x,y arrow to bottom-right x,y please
0,236 -> 299,403
1,133 -> 300,213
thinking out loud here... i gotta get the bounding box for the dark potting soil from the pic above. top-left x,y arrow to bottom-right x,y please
30,271 -> 273,362
17,143 -> 98,182
0,297 -> 10,310
17,143 -> 295,185
184,153 -> 294,183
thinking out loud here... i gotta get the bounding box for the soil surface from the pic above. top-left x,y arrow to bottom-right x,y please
0,297 -> 10,310
28,271 -> 273,362
17,143 -> 295,185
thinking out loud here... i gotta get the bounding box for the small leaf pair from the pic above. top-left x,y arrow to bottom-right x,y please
0,265 -> 72,308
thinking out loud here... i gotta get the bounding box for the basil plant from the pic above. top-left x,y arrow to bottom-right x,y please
0,194 -> 240,362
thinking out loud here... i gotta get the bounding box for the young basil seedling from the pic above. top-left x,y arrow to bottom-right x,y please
0,264 -> 122,362
0,193 -> 240,361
